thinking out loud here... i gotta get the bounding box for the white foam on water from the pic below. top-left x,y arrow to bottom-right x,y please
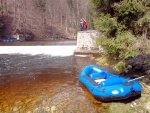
74,55 -> 89,57
0,46 -> 77,56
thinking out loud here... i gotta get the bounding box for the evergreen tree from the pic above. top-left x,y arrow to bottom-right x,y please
89,0 -> 150,72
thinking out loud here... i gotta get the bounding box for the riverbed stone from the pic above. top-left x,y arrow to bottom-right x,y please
51,106 -> 56,113
44,106 -> 50,112
15,101 -> 24,106
25,99 -> 32,104
145,102 -> 150,112
26,111 -> 32,113
42,100 -> 46,105
0,112 -> 5,113
13,106 -> 20,112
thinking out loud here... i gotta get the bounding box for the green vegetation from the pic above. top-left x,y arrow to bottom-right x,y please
113,61 -> 127,73
89,0 -> 150,73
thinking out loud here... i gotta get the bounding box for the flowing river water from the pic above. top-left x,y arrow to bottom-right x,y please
0,41 -> 108,113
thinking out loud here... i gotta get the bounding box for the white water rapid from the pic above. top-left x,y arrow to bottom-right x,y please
0,45 -> 77,56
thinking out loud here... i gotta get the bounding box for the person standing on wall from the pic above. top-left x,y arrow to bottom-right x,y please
82,18 -> 87,30
80,19 -> 83,31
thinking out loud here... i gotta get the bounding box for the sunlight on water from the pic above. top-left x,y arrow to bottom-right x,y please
0,46 -> 77,56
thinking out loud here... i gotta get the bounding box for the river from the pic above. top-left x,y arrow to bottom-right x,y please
0,41 -> 108,113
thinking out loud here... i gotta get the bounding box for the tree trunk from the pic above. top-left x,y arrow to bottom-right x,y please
14,0 -> 16,19
1,0 -> 3,16
4,0 -> 8,16
76,0 -> 80,32
61,14 -> 63,27
65,14 -> 68,33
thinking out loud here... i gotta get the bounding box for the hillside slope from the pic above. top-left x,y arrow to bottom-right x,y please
0,0 -> 88,40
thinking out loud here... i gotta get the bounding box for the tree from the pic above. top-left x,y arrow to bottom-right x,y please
89,0 -> 150,72
113,0 -> 150,38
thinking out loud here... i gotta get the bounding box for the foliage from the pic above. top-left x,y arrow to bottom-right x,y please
90,0 -> 150,37
137,11 -> 150,37
137,15 -> 150,26
136,38 -> 150,54
90,0 -> 150,60
113,61 -> 126,73
94,14 -> 126,37
96,56 -> 109,67
113,0 -> 146,17
86,5 -> 95,29
89,0 -> 116,14
113,0 -> 150,36
96,55 -> 119,70
96,31 -> 139,59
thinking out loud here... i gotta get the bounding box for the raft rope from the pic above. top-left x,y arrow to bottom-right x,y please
127,76 -> 145,82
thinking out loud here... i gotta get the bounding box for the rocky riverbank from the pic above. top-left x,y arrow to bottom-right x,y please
108,82 -> 150,113
95,55 -> 150,113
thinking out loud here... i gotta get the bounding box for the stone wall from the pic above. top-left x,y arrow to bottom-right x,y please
77,30 -> 100,49
74,30 -> 103,55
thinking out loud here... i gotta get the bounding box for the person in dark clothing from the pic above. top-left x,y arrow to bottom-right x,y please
80,19 -> 83,31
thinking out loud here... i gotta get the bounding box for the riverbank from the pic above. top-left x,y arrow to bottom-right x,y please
0,40 -> 76,46
108,82 -> 150,113
94,55 -> 150,112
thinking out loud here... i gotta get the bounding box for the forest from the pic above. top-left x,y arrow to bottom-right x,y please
0,0 -> 87,40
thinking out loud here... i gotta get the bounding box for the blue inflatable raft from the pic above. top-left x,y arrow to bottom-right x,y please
2,39 -> 18,42
79,65 -> 142,101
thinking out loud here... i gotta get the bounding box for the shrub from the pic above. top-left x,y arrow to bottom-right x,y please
96,31 -> 139,59
94,14 -> 119,37
113,61 -> 127,73
89,0 -> 150,74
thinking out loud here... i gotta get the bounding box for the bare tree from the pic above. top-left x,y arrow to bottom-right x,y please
1,0 -> 88,39
0,0 -> 3,16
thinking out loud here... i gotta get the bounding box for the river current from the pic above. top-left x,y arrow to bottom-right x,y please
0,41 -> 108,113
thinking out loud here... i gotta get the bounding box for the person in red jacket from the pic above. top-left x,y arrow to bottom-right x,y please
82,18 -> 87,30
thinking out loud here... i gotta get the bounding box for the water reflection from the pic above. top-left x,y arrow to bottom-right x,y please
0,44 -> 108,112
